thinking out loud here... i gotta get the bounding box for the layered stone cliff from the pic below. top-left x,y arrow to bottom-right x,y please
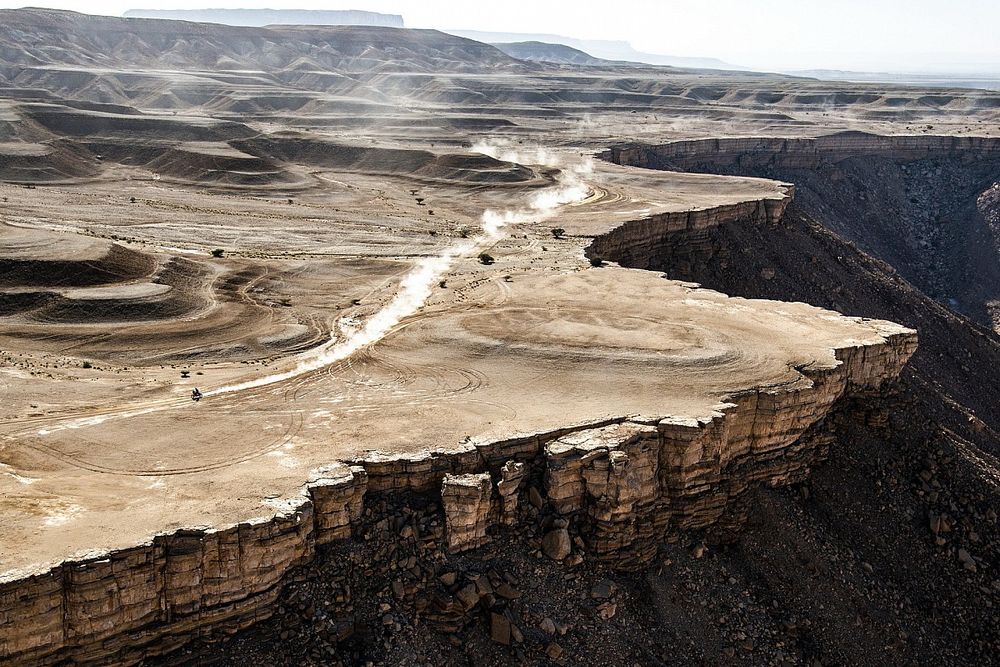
604,132 -> 1000,173
601,131 -> 1000,332
586,183 -> 793,269
0,327 -> 915,665
0,182 -> 917,665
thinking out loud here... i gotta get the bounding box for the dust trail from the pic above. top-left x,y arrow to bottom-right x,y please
208,154 -> 591,397
475,140 -> 593,228
34,150 -> 592,435
471,138 -> 560,168
206,240 -> 475,395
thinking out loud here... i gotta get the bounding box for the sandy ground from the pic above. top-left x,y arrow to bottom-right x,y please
0,11 -> 995,577
0,151 -> 904,576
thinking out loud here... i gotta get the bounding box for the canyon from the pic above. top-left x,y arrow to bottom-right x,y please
605,133 -> 1000,330
0,9 -> 997,666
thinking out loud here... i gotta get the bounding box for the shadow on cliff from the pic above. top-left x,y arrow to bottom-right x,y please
586,155 -> 1000,664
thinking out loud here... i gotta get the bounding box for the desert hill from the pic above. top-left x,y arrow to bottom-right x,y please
123,8 -> 405,28
492,41 -> 622,66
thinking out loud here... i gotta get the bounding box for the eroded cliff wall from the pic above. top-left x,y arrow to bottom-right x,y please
586,185 -> 792,269
0,322 -> 915,666
605,132 -> 1000,173
603,132 -> 1000,330
0,180 -> 918,665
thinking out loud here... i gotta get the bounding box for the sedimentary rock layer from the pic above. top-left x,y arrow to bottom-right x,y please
586,184 -> 793,268
604,132 -> 1000,173
0,313 -> 915,666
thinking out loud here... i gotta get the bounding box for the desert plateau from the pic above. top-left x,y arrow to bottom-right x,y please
0,6 -> 998,666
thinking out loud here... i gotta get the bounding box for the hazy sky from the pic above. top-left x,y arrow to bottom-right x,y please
1,0 -> 997,73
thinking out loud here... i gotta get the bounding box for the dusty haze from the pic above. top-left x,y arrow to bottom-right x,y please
0,0 -> 995,74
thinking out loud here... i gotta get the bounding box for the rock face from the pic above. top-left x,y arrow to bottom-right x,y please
0,503 -> 316,666
310,466 -> 368,545
605,132 -> 1000,334
0,466 -> 366,666
586,188 -> 793,269
442,473 -> 494,553
497,461 -> 527,526
604,132 -> 1000,173
497,461 -> 527,525
0,331 -> 916,665
542,328 -> 915,567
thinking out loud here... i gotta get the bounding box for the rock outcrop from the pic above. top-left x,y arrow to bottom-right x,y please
604,132 -> 1000,174
586,187 -> 793,269
442,473 -> 494,553
497,461 -> 527,525
0,318 -> 915,665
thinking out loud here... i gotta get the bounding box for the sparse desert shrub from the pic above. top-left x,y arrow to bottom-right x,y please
589,256 -> 604,267
81,361 -> 92,369
478,252 -> 495,265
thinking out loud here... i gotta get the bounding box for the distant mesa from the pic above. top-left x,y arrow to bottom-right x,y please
451,29 -> 742,71
493,41 -> 620,67
123,8 -> 405,28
